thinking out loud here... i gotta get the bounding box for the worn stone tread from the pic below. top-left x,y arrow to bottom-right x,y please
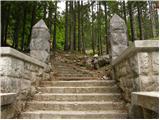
20,59 -> 128,119
40,80 -> 116,87
35,93 -> 121,95
38,86 -> 117,88
28,101 -> 124,104
37,86 -> 120,93
45,80 -> 115,82
33,93 -> 122,101
21,110 -> 128,119
22,110 -> 127,114
27,101 -> 126,111
56,77 -> 98,80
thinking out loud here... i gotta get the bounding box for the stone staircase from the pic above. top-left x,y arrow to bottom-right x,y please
20,61 -> 128,119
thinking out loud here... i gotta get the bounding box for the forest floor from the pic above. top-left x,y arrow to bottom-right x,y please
51,50 -> 112,81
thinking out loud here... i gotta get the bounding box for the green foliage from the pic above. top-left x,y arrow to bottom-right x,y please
1,1 -> 159,54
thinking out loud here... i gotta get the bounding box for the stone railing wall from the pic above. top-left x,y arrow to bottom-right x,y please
0,47 -> 48,118
111,40 -> 159,106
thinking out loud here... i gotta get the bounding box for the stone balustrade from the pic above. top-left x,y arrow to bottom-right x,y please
1,93 -> 16,106
0,47 -> 48,118
1,93 -> 17,118
130,92 -> 159,118
111,40 -> 159,111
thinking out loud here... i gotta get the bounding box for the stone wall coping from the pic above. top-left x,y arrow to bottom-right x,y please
112,40 -> 159,66
132,91 -> 159,98
0,93 -> 16,106
0,47 -> 46,68
131,91 -> 159,112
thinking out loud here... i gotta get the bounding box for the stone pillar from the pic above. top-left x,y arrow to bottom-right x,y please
30,19 -> 50,63
109,14 -> 128,61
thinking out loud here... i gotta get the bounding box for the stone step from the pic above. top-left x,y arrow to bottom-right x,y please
54,63 -> 75,66
20,110 -> 128,119
58,72 -> 89,75
56,70 -> 83,74
33,93 -> 122,101
27,101 -> 126,111
57,77 -> 98,80
55,65 -> 70,67
38,86 -> 120,93
56,73 -> 91,76
55,66 -> 75,68
55,68 -> 83,71
55,67 -> 76,71
40,80 -> 116,87
56,68 -> 77,71
57,75 -> 92,77
55,71 -> 83,74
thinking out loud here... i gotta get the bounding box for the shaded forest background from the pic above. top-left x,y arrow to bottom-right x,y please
1,0 -> 159,55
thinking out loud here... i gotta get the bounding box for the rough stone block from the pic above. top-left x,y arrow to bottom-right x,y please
138,52 -> 151,75
151,52 -> 159,74
1,93 -> 16,106
109,14 -> 128,61
129,55 -> 139,76
31,72 -> 37,82
0,57 -> 24,78
21,79 -> 31,90
37,68 -> 43,77
24,62 -> 30,70
30,50 -> 50,63
1,77 -> 21,93
120,66 -> 127,77
30,20 -> 50,51
132,78 -> 140,91
0,57 -> 12,66
30,19 -> 50,63
22,70 -> 31,80
139,75 -> 157,91
44,63 -> 52,73
43,73 -> 50,81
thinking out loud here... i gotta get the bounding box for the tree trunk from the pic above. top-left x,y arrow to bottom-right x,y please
91,2 -> 95,54
68,2 -> 72,50
4,4 -> 11,46
78,1 -> 81,52
28,2 -> 36,48
122,1 -> 129,46
21,4 -> 27,51
100,34 -> 102,55
98,2 -> 102,55
64,1 -> 69,50
43,2 -> 47,21
69,1 -> 73,50
1,3 -> 10,46
104,2 -> 108,54
53,1 -> 57,50
1,3 -> 5,46
128,2 -> 136,42
123,1 -> 127,23
13,4 -> 21,49
73,1 -> 76,51
97,3 -> 100,55
149,1 -> 157,38
48,3 -> 53,34
81,1 -> 85,54
97,34 -> 100,55
137,2 -> 144,40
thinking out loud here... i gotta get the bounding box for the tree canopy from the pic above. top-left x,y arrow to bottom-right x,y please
1,0 -> 159,55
